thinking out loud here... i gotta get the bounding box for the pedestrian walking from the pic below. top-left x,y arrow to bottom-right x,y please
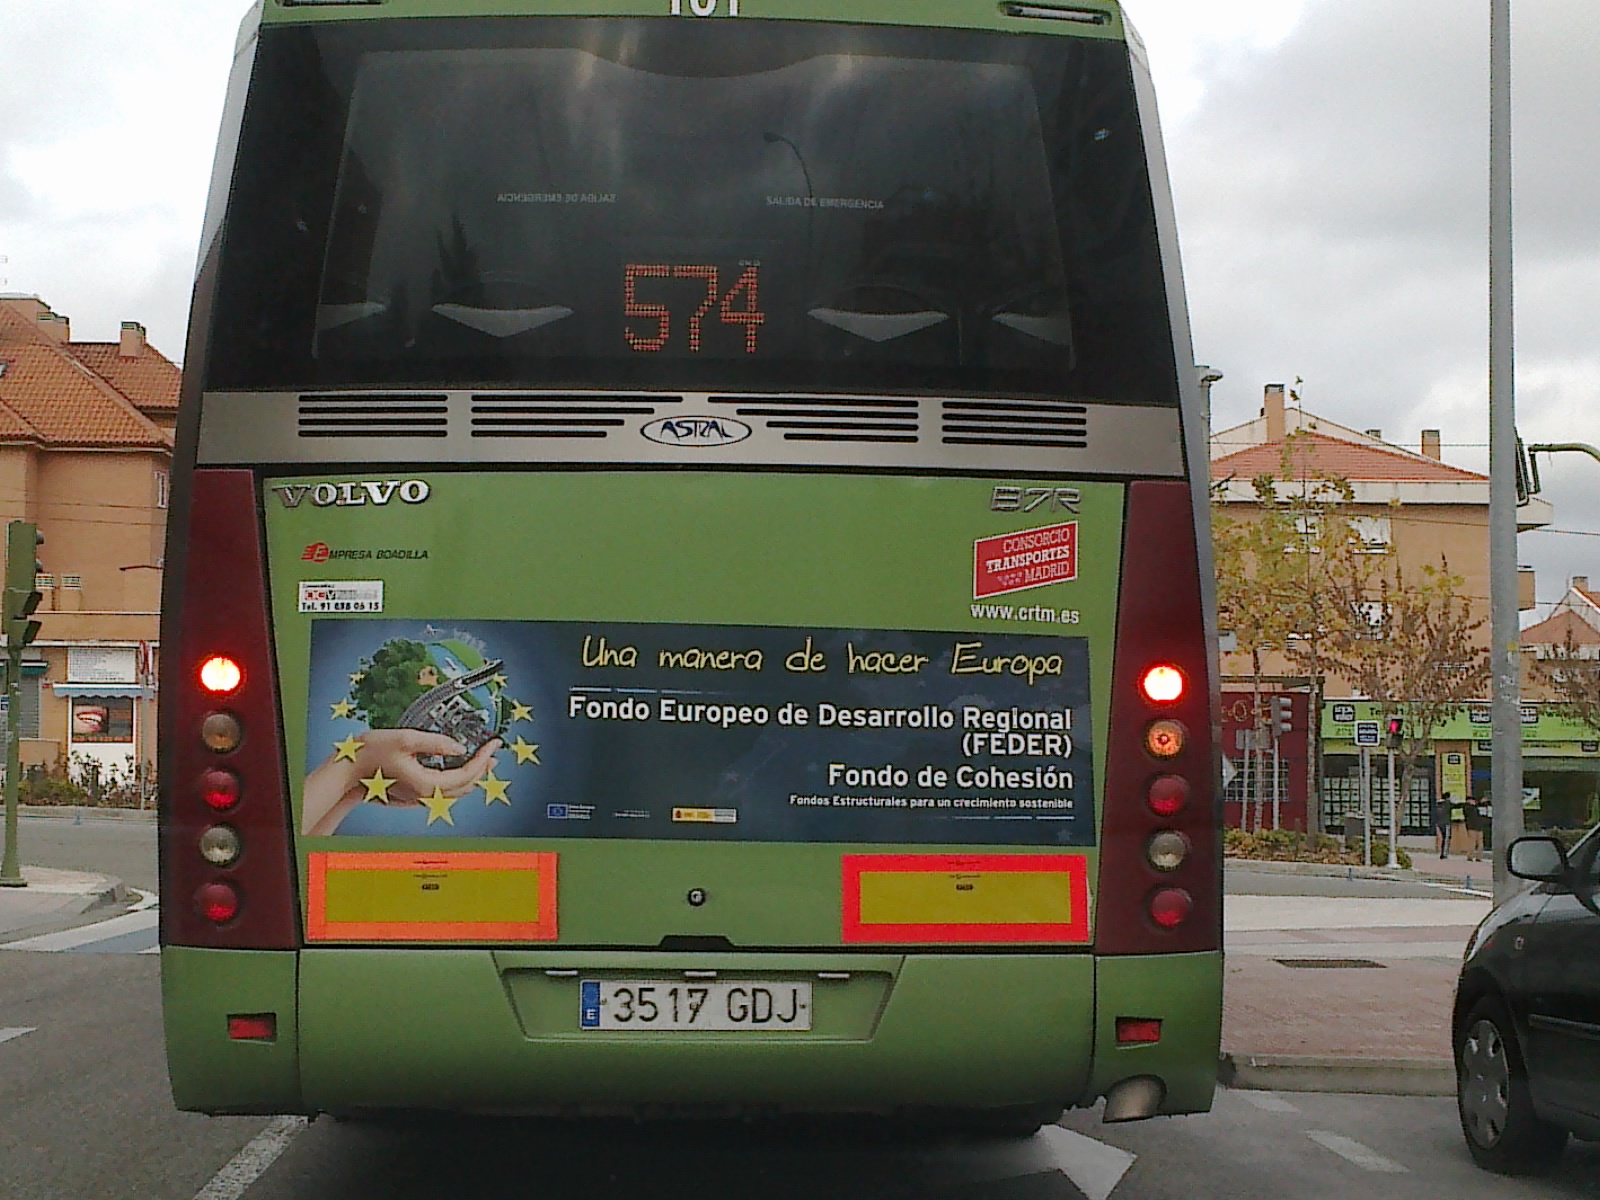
1435,792 -> 1453,859
1449,793 -> 1469,859
1465,794 -> 1489,862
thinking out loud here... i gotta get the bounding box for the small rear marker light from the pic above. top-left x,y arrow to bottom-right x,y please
199,825 -> 243,868
1148,775 -> 1190,817
199,655 -> 243,695
1147,830 -> 1190,873
1144,719 -> 1186,759
199,768 -> 241,812
201,712 -> 243,754
1139,664 -> 1185,705
228,1014 -> 277,1041
196,881 -> 240,924
1116,1018 -> 1163,1045
1150,888 -> 1194,930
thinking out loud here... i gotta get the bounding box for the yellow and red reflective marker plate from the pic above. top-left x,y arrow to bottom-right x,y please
307,851 -> 557,942
841,854 -> 1089,944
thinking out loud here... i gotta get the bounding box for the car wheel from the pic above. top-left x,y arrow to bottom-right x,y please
1456,995 -> 1567,1174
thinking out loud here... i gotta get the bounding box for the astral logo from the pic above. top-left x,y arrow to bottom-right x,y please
641,417 -> 753,448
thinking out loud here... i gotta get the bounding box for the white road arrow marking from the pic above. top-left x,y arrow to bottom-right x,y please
1037,1126 -> 1137,1200
0,1026 -> 37,1045
1306,1131 -> 1407,1173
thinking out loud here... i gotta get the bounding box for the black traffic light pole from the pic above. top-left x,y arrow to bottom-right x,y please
0,521 -> 44,888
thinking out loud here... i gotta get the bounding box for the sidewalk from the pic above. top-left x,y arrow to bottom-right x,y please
0,865 -> 127,939
1221,885 -> 1488,1095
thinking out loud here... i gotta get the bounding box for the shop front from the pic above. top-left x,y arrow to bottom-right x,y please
1322,700 -> 1600,835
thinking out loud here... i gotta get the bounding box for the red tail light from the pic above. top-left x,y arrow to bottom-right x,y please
159,470 -> 298,950
227,1014 -> 277,1042
199,654 -> 244,695
1094,482 -> 1220,955
1115,1017 -> 1164,1045
1139,664 -> 1185,704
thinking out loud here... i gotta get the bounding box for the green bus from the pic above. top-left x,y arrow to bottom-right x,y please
160,0 -> 1220,1134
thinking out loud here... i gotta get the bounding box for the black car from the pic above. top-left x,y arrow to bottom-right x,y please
1454,824 -> 1600,1174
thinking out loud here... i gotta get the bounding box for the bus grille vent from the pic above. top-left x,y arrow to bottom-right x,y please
940,400 -> 1089,448
470,394 -> 680,439
297,394 -> 449,438
710,396 -> 920,444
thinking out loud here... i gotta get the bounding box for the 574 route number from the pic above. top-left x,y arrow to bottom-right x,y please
670,0 -> 740,15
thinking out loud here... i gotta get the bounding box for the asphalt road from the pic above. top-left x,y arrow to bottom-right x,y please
14,812 -> 158,893
3,950 -> 1598,1200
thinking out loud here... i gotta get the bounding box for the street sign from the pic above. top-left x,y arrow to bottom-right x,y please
1354,720 -> 1381,747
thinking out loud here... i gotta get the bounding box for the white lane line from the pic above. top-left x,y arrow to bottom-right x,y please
1037,1125 -> 1137,1200
3,907 -> 159,952
1237,1091 -> 1300,1113
0,1026 -> 37,1045
130,888 -> 160,912
192,1115 -> 308,1200
138,945 -> 161,955
1306,1131 -> 1407,1173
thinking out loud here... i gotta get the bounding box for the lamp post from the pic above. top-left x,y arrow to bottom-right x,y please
1489,0 -> 1525,904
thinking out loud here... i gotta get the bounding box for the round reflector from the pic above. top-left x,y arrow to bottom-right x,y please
199,768 -> 241,812
1149,888 -> 1193,929
1147,830 -> 1190,872
195,881 -> 240,924
1139,664 -> 1185,705
1148,775 -> 1190,817
200,712 -> 243,754
1144,719 -> 1187,759
199,825 -> 243,868
199,655 -> 243,695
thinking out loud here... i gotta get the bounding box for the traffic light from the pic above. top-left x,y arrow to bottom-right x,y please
4,522 -> 44,654
1272,695 -> 1292,735
1386,714 -> 1404,750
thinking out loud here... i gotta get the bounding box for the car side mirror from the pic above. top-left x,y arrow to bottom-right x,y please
1507,836 -> 1569,885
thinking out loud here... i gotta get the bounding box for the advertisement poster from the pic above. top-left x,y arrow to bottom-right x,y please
302,619 -> 1093,845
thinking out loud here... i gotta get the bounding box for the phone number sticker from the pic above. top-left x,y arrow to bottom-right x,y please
299,580 -> 384,614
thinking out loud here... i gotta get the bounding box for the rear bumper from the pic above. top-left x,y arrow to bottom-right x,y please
161,946 -> 1219,1117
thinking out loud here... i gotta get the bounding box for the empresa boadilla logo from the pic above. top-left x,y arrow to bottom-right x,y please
974,522 -> 1078,599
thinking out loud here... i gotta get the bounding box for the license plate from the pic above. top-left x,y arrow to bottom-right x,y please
579,980 -> 813,1031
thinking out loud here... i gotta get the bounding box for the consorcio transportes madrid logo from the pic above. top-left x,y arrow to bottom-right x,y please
973,521 -> 1078,600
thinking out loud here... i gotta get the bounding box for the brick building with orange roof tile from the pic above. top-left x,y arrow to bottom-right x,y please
1209,383 -> 1557,835
0,294 -> 178,792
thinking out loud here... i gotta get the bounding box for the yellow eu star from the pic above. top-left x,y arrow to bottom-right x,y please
332,734 -> 364,763
508,736 -> 541,766
479,772 -> 511,805
348,670 -> 365,686
360,768 -> 396,803
330,700 -> 354,719
508,699 -> 534,723
489,673 -> 509,691
420,786 -> 457,827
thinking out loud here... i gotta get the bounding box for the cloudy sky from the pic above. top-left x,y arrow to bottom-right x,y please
2,0 -> 1598,611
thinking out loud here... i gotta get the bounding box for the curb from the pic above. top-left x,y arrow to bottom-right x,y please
19,805 -> 155,822
1219,1053 -> 1454,1097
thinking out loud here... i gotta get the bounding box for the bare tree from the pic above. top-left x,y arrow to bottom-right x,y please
1326,561 -> 1489,834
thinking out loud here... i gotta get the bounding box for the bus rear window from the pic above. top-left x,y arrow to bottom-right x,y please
209,19 -> 1179,404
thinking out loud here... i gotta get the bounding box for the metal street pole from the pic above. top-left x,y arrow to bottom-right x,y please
1387,749 -> 1400,868
1359,746 -> 1373,867
1489,0 -> 1525,903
